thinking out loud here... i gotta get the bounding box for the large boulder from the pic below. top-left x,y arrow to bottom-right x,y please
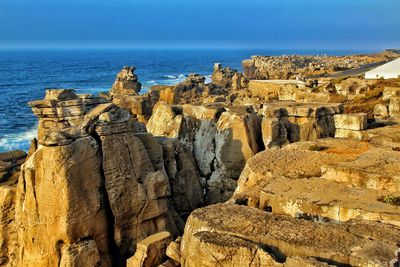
110,66 -> 141,96
258,101 -> 342,148
127,231 -> 172,267
15,137 -> 112,266
389,97 -> 400,117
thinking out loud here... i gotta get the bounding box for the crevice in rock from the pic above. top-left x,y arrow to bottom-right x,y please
234,197 -> 248,206
55,239 -> 64,267
91,131 -> 123,267
313,257 -> 351,267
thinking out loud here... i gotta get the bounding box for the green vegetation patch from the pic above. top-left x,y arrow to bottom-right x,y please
378,194 -> 400,206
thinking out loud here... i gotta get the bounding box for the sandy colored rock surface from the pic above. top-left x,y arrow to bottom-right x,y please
259,176 -> 400,225
334,128 -> 366,140
334,113 -> 368,131
322,147 -> 400,192
389,97 -> 400,117
0,186 -> 17,266
242,51 -> 399,80
15,137 -> 111,266
127,231 -> 172,267
148,103 -> 262,204
0,89 -> 198,266
258,101 -> 342,147
233,138 -> 368,206
181,203 -> 400,266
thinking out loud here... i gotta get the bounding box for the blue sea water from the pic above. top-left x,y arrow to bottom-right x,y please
0,48 -> 374,152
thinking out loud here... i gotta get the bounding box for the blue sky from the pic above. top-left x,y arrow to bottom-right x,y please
0,0 -> 399,49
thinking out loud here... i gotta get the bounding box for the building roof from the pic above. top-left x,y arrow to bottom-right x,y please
365,58 -> 400,77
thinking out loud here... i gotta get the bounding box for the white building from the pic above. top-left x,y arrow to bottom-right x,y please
365,58 -> 400,79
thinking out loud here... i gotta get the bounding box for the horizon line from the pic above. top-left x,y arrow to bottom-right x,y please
0,46 -> 390,52
0,41 -> 397,52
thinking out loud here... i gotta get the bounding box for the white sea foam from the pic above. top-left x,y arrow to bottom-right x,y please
0,125 -> 38,152
205,74 -> 212,83
164,75 -> 177,79
145,80 -> 156,84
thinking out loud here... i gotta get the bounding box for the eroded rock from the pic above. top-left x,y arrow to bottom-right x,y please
127,231 -> 172,267
180,203 -> 400,266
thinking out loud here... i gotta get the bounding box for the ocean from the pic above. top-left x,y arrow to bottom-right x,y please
0,48 -> 375,152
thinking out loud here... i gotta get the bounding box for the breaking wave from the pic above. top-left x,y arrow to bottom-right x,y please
0,126 -> 37,152
205,74 -> 212,83
145,80 -> 156,84
163,75 -> 177,79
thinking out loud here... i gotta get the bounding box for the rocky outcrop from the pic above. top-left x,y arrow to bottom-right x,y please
179,203 -> 400,266
374,103 -> 389,119
334,113 -> 368,140
156,137 -> 203,218
259,101 -> 342,148
242,51 -> 399,80
334,78 -> 369,96
0,184 -> 17,266
108,67 -> 161,123
28,89 -> 109,146
389,97 -> 400,117
147,102 -> 262,203
0,89 -> 207,266
231,131 -> 400,223
383,86 -> 400,101
2,53 -> 400,267
212,63 -> 247,89
110,66 -> 141,96
148,101 -> 344,203
127,231 -> 172,267
176,123 -> 400,266
16,136 -> 112,266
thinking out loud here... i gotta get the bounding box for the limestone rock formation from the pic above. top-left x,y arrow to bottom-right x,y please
0,184 -> 17,266
242,51 -> 399,80
335,78 -> 369,96
212,63 -> 246,89
156,137 -> 203,218
1,53 -> 400,267
258,101 -> 342,148
108,67 -> 162,123
28,89 -> 109,146
334,113 -> 368,140
334,113 -> 368,131
175,124 -> 400,266
16,136 -> 112,266
148,101 -> 345,203
374,103 -> 389,119
179,203 -> 400,266
383,86 -> 400,101
0,89 -> 207,266
151,124 -> 398,266
147,102 -> 262,203
127,231 -> 172,267
110,66 -> 141,96
389,97 -> 400,117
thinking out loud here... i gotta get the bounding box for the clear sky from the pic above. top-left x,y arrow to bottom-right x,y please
0,0 -> 399,49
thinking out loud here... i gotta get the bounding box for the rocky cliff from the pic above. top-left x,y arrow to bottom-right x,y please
0,53 -> 400,266
147,101 -> 343,203
173,123 -> 400,266
0,89 -> 204,266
